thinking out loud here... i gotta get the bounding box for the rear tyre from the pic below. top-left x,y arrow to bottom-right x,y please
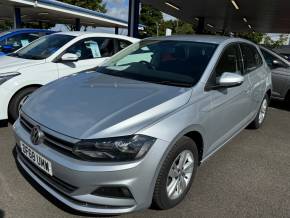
8,87 -> 38,122
248,95 -> 269,129
152,136 -> 198,210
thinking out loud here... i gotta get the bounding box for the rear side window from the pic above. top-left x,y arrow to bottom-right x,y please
215,44 -> 242,78
117,39 -> 132,51
261,49 -> 276,68
240,43 -> 263,73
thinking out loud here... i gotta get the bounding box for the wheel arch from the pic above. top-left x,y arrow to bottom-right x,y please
285,89 -> 290,101
8,84 -> 42,118
266,89 -> 272,99
184,131 -> 204,164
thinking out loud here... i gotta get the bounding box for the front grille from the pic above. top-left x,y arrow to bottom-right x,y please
20,114 -> 77,158
17,146 -> 78,194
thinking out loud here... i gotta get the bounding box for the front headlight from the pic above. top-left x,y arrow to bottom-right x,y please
72,135 -> 156,161
0,72 -> 20,85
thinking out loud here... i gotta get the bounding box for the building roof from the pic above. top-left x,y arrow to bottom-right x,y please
0,0 -> 128,28
142,0 -> 290,33
53,31 -> 139,42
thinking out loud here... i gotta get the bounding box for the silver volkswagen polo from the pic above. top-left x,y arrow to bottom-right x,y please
13,35 -> 272,215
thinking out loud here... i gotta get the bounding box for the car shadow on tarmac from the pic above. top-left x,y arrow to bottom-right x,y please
12,147 -> 114,218
270,100 -> 290,112
0,209 -> 4,218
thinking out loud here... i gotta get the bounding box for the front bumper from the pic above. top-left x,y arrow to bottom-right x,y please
0,119 -> 8,127
13,118 -> 169,215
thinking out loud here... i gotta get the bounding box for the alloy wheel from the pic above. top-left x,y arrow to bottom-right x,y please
166,150 -> 194,200
258,98 -> 268,124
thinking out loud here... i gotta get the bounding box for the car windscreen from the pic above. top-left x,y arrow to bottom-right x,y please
97,40 -> 217,87
8,34 -> 75,60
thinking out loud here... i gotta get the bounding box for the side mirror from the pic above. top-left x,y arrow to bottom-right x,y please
218,72 -> 244,88
61,53 -> 79,62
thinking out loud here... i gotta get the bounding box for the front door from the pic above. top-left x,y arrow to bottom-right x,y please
205,43 -> 252,154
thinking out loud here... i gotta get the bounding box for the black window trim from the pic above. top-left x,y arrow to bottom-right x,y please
204,42 -> 244,91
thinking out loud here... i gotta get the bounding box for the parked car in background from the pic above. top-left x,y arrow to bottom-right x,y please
272,45 -> 290,62
0,32 -> 139,125
13,36 -> 271,215
260,46 -> 290,105
0,29 -> 55,56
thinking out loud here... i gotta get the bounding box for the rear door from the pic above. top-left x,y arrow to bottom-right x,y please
240,43 -> 267,114
205,43 -> 252,154
57,37 -> 117,77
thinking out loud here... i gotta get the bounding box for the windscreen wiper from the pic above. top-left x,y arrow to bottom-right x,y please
149,80 -> 192,87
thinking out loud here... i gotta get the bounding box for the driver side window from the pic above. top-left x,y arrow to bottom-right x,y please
65,37 -> 116,61
215,44 -> 242,80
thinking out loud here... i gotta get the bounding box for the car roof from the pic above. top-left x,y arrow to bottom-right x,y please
53,31 -> 139,41
144,35 -> 252,45
145,35 -> 230,44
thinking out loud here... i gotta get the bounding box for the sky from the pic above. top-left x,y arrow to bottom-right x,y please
103,0 -> 175,21
103,0 -> 129,21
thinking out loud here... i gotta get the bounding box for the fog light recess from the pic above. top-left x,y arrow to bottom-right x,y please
92,186 -> 133,199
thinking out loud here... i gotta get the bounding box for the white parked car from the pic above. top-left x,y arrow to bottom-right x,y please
0,32 -> 139,125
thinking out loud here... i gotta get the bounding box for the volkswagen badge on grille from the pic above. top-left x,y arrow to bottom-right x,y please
31,126 -> 44,145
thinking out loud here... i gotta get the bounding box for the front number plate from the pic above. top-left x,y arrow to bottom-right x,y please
20,141 -> 53,176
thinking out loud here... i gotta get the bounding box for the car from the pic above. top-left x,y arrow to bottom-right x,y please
13,35 -> 271,215
0,32 -> 139,126
272,45 -> 290,62
260,46 -> 290,105
0,29 -> 55,56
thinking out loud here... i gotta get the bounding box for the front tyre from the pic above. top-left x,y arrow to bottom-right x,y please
8,87 -> 38,122
153,136 -> 198,210
248,95 -> 269,129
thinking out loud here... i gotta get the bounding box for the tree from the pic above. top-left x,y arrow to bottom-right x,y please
0,20 -> 13,31
140,4 -> 164,37
58,0 -> 106,12
263,34 -> 288,48
164,20 -> 194,35
58,0 -> 107,30
236,32 -> 265,44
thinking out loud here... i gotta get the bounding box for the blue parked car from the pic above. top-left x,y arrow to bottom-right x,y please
0,29 -> 55,56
